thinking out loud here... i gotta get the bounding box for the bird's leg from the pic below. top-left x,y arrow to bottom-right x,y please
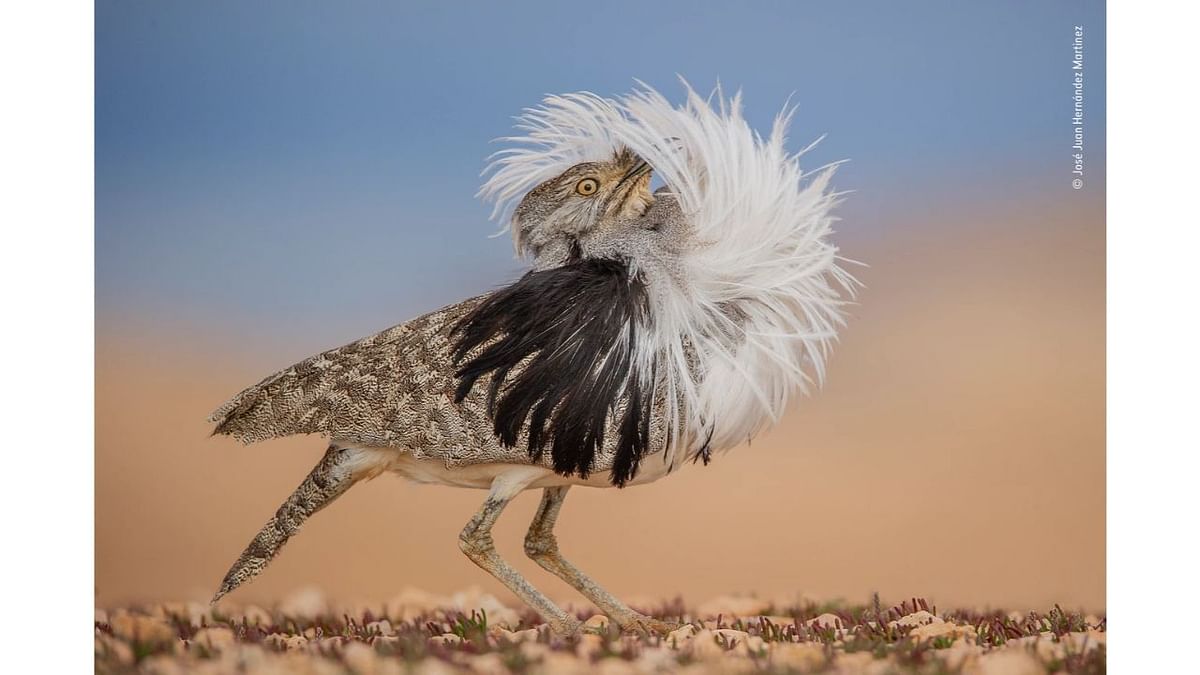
524,486 -> 679,635
459,472 -> 581,636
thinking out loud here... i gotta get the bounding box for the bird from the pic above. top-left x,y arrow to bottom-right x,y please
208,82 -> 857,636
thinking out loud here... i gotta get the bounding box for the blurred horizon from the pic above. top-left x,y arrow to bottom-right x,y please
96,2 -> 1105,611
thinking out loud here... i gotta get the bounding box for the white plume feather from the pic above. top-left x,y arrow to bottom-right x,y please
480,81 -> 859,469
478,93 -> 627,253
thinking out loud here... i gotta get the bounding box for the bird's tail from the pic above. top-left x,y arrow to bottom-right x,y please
211,446 -> 362,603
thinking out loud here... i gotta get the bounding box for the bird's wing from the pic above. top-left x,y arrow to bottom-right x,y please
210,265 -> 672,485
208,295 -> 496,450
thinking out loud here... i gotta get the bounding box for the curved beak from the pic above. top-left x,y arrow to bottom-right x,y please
618,156 -> 652,186
605,155 -> 656,216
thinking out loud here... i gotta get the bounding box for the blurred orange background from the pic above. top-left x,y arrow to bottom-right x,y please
96,188 -> 1104,612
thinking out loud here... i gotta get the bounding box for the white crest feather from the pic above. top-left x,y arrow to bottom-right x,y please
478,93 -> 627,253
480,81 -> 860,469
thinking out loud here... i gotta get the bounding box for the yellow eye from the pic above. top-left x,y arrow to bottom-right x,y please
575,178 -> 599,196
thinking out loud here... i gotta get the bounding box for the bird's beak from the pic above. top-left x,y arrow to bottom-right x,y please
606,153 -> 655,216
619,157 -> 652,185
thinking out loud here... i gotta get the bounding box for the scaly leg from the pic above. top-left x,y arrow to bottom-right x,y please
523,486 -> 679,635
459,470 -> 581,636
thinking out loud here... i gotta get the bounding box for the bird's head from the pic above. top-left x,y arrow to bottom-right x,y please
511,148 -> 654,262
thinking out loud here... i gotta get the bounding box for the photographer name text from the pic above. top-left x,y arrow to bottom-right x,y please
1071,26 -> 1084,189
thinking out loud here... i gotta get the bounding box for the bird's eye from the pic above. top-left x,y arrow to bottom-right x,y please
575,178 -> 599,196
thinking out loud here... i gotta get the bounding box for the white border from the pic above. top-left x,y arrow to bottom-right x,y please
1109,1 -> 1200,671
0,2 -> 94,671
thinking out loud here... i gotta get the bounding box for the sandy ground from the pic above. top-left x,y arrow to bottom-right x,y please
95,589 -> 1105,674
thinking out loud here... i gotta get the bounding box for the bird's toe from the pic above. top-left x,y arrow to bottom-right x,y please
546,617 -> 583,638
620,615 -> 681,637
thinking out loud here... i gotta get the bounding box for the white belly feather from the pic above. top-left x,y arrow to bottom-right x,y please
337,445 -> 676,490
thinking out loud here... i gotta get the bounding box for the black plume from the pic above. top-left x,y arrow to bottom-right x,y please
451,257 -> 656,486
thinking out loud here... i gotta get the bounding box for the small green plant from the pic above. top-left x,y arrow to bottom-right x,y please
449,608 -> 489,643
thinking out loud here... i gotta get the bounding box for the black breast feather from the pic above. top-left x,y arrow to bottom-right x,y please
451,257 -> 654,487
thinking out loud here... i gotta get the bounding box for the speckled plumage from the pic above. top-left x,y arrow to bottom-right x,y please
208,293 -> 668,476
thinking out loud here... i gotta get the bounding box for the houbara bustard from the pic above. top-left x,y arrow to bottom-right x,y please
209,83 -> 857,636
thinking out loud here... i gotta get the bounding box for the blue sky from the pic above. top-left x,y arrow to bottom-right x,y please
96,1 -> 1105,345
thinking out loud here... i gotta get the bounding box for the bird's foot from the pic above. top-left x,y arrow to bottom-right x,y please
618,614 -> 681,637
546,616 -> 583,638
